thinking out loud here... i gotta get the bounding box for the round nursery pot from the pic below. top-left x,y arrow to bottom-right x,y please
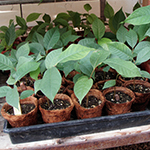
123,80 -> 150,111
39,94 -> 74,123
71,89 -> 105,119
103,86 -> 135,115
1,96 -> 38,128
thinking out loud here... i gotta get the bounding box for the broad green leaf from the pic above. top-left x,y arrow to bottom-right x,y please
34,79 -> 42,94
45,48 -> 62,69
79,38 -> 100,49
54,13 -> 70,21
32,32 -> 44,46
108,17 -> 117,34
104,2 -> 114,19
43,13 -> 51,23
145,27 -> 150,37
140,70 -> 150,79
124,5 -> 150,25
5,22 -> 16,46
116,25 -> 128,43
29,42 -> 45,55
61,30 -> 80,46
16,43 -> 30,59
79,53 -> 93,77
92,18 -> 105,40
6,85 -> 19,109
15,57 -> 40,82
30,67 -> 41,80
98,38 -> 112,50
26,13 -> 41,22
90,50 -> 110,69
87,13 -> 98,24
136,47 -> 150,65
102,80 -> 116,90
106,42 -> 133,60
74,76 -> 93,104
104,58 -> 141,78
126,29 -> 138,48
6,75 -> 16,85
134,41 -> 150,55
58,44 -> 94,63
20,90 -> 34,99
16,16 -> 27,30
112,8 -> 125,31
0,53 -> 14,70
43,27 -> 60,50
73,74 -> 83,84
137,24 -> 150,41
40,67 -> 62,102
0,26 -> 8,33
53,18 -> 69,27
84,3 -> 92,12
0,86 -> 11,97
15,29 -> 26,37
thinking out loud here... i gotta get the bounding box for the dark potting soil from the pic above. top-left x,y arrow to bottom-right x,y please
41,99 -> 71,110
81,96 -> 102,108
105,91 -> 132,104
95,71 -> 116,83
7,104 -> 35,115
127,84 -> 150,93
122,77 -> 147,81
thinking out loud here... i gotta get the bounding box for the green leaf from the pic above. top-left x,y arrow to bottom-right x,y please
45,48 -> 62,69
0,53 -> 14,70
133,2 -> 141,11
20,90 -> 34,99
16,16 -> 27,30
29,42 -> 45,55
140,70 -> 150,79
15,29 -> 26,37
30,67 -> 41,80
102,80 -> 116,90
90,50 -> 110,69
87,13 -> 98,24
107,42 -> 133,60
32,32 -> 44,46
34,79 -> 42,94
137,24 -> 150,41
74,76 -> 93,104
0,26 -> 8,33
145,27 -> 150,37
26,13 -> 41,22
112,8 -> 126,31
98,38 -> 112,50
53,18 -> 69,27
43,27 -> 60,50
124,5 -> 150,25
108,17 -> 117,34
15,57 -> 40,82
136,47 -> 150,65
43,13 -> 51,23
0,86 -> 11,97
104,2 -> 114,19
58,44 -> 94,63
6,75 -> 16,85
126,29 -> 138,48
104,58 -> 141,78
134,41 -> 150,55
40,67 -> 62,102
5,22 -> 16,46
84,3 -> 92,12
92,18 -> 105,40
116,25 -> 128,43
61,30 -> 80,46
16,42 -> 30,59
6,85 -> 19,109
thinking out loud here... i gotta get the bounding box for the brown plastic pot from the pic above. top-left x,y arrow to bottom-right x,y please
123,80 -> 150,111
1,96 -> 38,128
103,86 -> 135,115
39,94 -> 74,123
71,89 -> 105,119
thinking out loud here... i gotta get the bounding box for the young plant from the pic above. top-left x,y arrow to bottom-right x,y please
0,43 -> 39,115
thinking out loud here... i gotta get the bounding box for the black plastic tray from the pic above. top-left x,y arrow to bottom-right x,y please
3,107 -> 150,144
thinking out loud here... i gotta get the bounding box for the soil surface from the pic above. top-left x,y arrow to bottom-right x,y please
122,77 -> 147,81
95,71 -> 116,83
81,95 -> 102,108
105,91 -> 132,104
41,99 -> 70,110
7,104 -> 35,115
127,84 -> 150,93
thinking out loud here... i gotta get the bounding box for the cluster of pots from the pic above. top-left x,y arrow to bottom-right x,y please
1,68 -> 150,128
